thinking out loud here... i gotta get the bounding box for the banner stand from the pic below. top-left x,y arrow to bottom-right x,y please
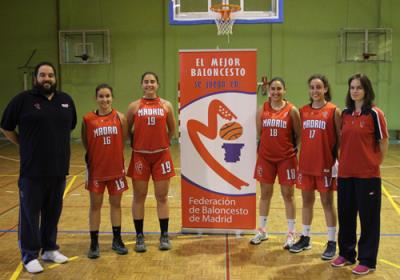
179,49 -> 258,234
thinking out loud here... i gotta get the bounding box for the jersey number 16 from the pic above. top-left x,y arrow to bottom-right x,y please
103,136 -> 111,145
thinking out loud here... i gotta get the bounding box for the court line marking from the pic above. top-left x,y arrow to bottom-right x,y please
381,165 -> 400,169
0,203 -> 19,218
0,142 -> 12,149
63,176 -> 77,199
0,155 -> 85,168
4,183 -> 400,277
9,263 -> 22,280
382,185 -> 400,216
1,157 -> 173,172
0,174 -> 85,177
311,241 -> 325,246
2,229 -> 400,237
225,235 -> 230,280
0,155 -> 19,162
48,256 -> 79,269
5,237 -> 400,276
379,259 -> 400,269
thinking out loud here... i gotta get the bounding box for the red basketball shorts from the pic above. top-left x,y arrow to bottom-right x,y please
127,150 -> 175,181
254,156 -> 297,186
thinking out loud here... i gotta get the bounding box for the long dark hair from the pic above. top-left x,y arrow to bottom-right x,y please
346,73 -> 375,112
141,71 -> 159,84
269,77 -> 286,89
95,83 -> 113,97
308,74 -> 332,102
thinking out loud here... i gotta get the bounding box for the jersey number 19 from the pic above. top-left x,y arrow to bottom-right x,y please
161,161 -> 172,174
148,116 -> 156,126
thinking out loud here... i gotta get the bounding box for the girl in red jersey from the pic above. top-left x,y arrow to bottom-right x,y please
126,72 -> 176,252
82,84 -> 129,259
289,74 -> 341,261
251,77 -> 301,249
331,74 -> 388,275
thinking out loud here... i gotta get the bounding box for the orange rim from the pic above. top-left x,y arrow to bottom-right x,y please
210,4 -> 241,20
210,3 -> 241,13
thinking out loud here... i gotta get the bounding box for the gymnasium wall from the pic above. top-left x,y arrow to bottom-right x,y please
0,0 -> 399,138
0,1 -> 58,115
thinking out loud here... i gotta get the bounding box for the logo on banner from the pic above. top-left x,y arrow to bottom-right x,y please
187,99 -> 248,190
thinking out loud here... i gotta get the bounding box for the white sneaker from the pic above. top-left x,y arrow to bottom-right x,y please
283,232 -> 296,249
24,259 -> 44,273
250,231 -> 268,245
42,250 -> 68,264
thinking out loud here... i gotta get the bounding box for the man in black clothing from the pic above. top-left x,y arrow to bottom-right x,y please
0,62 -> 77,274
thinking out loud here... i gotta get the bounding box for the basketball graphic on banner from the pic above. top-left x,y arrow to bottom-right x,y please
219,121 -> 243,140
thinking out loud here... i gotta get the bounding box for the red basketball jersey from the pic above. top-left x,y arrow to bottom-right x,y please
133,97 -> 170,152
298,102 -> 337,176
258,100 -> 297,162
83,109 -> 125,180
339,106 -> 388,178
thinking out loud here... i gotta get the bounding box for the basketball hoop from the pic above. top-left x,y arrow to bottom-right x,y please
210,4 -> 241,36
362,52 -> 377,60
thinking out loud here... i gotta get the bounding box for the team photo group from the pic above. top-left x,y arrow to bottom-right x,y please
0,61 -> 388,276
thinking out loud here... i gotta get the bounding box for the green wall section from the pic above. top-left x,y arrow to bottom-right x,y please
0,0 -> 399,138
0,0 -> 58,113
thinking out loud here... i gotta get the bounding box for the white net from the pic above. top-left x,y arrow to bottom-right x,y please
214,18 -> 235,36
211,4 -> 240,37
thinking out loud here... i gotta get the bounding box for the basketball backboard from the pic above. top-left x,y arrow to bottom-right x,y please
59,30 -> 110,64
338,28 -> 392,62
169,0 -> 283,24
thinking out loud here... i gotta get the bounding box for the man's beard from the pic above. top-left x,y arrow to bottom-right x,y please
34,82 -> 57,96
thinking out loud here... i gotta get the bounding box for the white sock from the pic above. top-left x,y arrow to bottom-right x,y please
327,227 -> 336,241
287,219 -> 296,233
259,216 -> 268,232
302,225 -> 311,237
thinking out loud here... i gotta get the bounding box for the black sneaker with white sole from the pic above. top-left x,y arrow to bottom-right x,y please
289,235 -> 311,253
88,244 -> 100,259
135,233 -> 147,253
321,241 -> 336,260
112,237 -> 128,255
159,232 -> 171,251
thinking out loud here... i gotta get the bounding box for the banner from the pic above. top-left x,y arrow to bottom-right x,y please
179,49 -> 257,233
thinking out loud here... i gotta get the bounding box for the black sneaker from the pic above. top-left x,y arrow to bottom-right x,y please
289,235 -> 311,253
321,241 -> 336,260
135,233 -> 147,253
159,232 -> 171,251
87,244 -> 100,259
112,237 -> 128,255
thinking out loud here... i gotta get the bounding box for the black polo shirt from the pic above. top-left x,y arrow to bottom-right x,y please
1,89 -> 77,177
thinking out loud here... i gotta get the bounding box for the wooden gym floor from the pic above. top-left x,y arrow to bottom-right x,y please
0,140 -> 399,279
